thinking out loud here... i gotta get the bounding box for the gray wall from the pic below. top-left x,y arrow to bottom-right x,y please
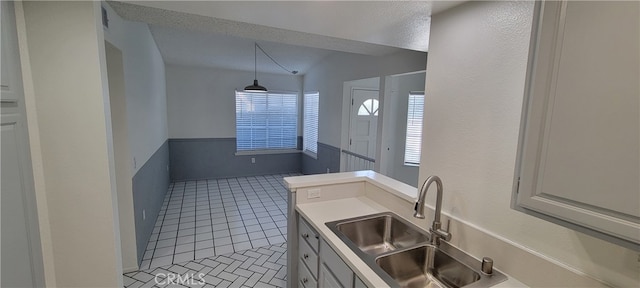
302,142 -> 341,175
103,3 -> 169,270
169,138 -> 302,181
132,141 -> 170,264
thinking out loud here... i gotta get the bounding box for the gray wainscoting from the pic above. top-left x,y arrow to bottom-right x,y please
302,142 -> 341,175
132,140 -> 170,265
169,138 -> 302,181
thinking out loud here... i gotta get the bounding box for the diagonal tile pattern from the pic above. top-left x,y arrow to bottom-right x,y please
124,243 -> 287,288
142,174 -> 298,270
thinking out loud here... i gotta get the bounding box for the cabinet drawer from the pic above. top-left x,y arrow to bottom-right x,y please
298,258 -> 318,288
299,217 -> 319,252
299,235 -> 318,278
320,240 -> 353,288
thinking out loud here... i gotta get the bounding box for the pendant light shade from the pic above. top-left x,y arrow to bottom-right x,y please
244,79 -> 267,92
245,43 -> 268,92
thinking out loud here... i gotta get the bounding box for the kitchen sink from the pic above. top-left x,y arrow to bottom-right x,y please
377,245 -> 480,288
328,212 -> 430,256
326,212 -> 507,288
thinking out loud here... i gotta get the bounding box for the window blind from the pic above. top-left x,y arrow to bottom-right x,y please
235,91 -> 298,151
303,92 -> 319,154
404,92 -> 424,165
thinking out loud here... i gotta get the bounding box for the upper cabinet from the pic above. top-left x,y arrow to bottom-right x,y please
513,1 -> 639,250
1,1 -> 20,103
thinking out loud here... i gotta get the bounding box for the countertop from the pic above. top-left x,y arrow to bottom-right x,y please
290,173 -> 527,288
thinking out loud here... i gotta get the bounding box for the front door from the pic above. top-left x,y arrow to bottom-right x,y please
348,89 -> 379,159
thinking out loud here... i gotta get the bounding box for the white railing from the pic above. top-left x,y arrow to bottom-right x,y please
341,149 -> 375,172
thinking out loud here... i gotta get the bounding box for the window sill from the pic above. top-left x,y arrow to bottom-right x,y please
404,163 -> 420,167
235,149 -> 301,156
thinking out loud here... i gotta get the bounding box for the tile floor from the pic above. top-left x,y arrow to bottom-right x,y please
124,243 -> 287,288
141,173 -> 298,270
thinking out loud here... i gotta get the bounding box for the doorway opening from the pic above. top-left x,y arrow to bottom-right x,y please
378,71 -> 426,187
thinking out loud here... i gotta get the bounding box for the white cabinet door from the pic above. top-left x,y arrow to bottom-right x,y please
1,1 -> 20,102
320,240 -> 354,288
1,114 -> 36,287
515,0 -> 639,249
319,264 -> 343,288
0,1 -> 44,286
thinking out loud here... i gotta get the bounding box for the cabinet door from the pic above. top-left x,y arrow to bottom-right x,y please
319,264 -> 343,288
0,1 -> 44,286
515,0 -> 639,249
1,1 -> 19,102
320,240 -> 354,287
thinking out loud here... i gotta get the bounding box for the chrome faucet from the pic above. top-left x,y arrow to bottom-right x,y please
414,175 -> 452,246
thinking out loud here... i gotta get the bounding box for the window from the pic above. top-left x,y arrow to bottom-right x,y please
358,98 -> 379,116
404,92 -> 424,165
235,91 -> 298,151
303,92 -> 319,154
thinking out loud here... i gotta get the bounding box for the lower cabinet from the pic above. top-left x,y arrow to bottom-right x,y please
354,276 -> 367,288
319,264 -> 343,288
298,258 -> 318,288
298,217 -> 320,288
297,215 -> 369,288
319,239 -> 353,287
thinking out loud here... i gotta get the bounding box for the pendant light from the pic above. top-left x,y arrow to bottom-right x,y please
244,43 -> 268,92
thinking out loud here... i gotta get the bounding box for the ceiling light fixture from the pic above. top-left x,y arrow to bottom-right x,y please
245,43 -> 268,92
244,42 -> 298,92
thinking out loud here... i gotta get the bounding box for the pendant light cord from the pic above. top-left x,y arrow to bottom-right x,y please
255,43 -> 298,75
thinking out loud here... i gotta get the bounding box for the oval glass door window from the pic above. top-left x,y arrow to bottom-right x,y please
358,99 -> 379,116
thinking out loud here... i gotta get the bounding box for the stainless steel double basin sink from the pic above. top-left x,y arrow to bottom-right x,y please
326,212 -> 507,288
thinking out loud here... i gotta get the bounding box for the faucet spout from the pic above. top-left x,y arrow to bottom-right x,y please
414,175 -> 451,245
414,175 -> 443,221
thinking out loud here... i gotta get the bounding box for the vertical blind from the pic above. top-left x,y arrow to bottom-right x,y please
235,91 -> 298,151
404,92 -> 425,165
303,92 -> 319,154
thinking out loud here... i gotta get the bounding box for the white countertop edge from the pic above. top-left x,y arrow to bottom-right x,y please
284,171 -> 419,201
284,171 -> 371,189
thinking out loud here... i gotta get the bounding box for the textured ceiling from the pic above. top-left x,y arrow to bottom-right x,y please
149,25 -> 334,75
119,1 -> 444,51
107,1 -> 461,74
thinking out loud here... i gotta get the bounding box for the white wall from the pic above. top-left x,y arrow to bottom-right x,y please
166,64 -> 302,139
303,50 -> 427,148
102,4 -> 168,175
420,1 -> 638,287
18,1 -> 122,286
102,3 -> 168,271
